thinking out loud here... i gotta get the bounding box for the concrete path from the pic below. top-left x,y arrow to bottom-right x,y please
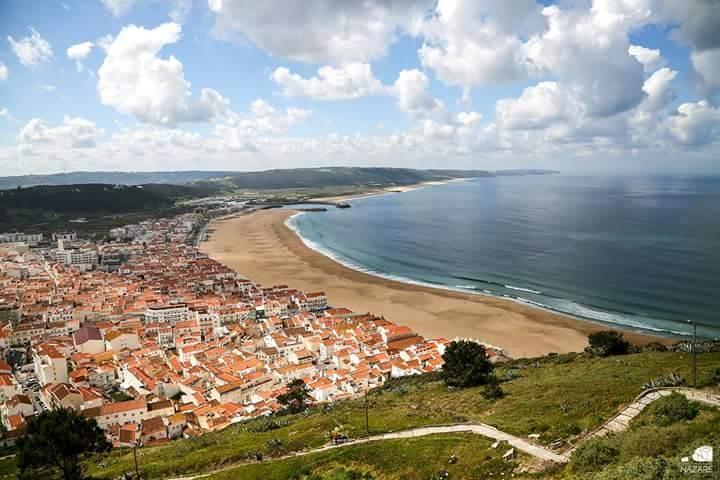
565,387 -> 720,455
165,387 -> 720,480
168,423 -> 567,480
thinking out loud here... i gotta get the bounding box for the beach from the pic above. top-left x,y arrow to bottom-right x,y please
200,208 -> 666,358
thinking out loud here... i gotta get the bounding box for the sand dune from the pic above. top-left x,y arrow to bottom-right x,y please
200,209 -> 664,358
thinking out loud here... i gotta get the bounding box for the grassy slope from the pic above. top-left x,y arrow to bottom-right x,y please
209,433 -> 526,480
86,350 -> 720,479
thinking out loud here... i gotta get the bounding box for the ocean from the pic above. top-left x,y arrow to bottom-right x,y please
288,175 -> 720,339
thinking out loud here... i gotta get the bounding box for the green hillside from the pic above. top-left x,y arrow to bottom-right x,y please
79,348 -> 720,480
0,183 -> 214,237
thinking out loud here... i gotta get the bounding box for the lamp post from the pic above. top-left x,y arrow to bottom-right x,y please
364,389 -> 370,437
688,320 -> 697,388
133,441 -> 141,480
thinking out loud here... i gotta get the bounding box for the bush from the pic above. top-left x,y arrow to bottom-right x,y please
618,425 -> 688,461
441,340 -> 493,388
586,331 -> 632,357
642,392 -> 699,427
642,372 -> 685,390
587,457 -> 684,480
481,380 -> 504,400
711,367 -> 720,385
571,436 -> 620,472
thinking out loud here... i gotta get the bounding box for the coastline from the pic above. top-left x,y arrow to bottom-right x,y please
200,208 -> 667,358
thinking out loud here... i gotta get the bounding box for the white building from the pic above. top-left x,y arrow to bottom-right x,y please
33,344 -> 69,386
55,248 -> 98,271
145,304 -> 190,325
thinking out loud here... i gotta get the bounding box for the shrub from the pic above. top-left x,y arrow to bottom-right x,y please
618,425 -> 688,461
481,380 -> 504,400
642,372 -> 685,390
587,457 -> 684,480
711,367 -> 720,385
571,436 -> 620,472
586,331 -> 632,357
441,340 -> 493,388
643,392 -> 699,427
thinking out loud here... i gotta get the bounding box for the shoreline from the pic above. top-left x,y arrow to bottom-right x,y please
284,211 -> 681,339
200,208 -> 667,358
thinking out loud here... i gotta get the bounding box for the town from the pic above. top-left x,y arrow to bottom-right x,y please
0,211 -> 504,449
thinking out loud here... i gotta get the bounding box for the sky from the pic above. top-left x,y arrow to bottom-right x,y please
0,0 -> 719,175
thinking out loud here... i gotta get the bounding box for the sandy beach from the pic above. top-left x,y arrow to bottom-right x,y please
200,208 -> 665,358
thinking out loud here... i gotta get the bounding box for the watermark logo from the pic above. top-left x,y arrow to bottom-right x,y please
681,446 -> 714,475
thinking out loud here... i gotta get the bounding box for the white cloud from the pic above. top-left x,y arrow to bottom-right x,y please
101,0 -> 137,16
496,81 -> 579,130
418,0 -> 544,89
97,23 -> 229,126
215,99 -> 312,151
392,69 -> 442,116
7,27 -> 53,68
271,63 -> 387,100
0,62 -> 7,81
67,41 -> 94,71
18,116 -> 103,151
628,44 -> 665,72
38,84 -> 56,92
208,0 -> 433,64
523,3 -> 647,118
691,48 -> 720,96
641,67 -> 677,111
667,100 -> 720,146
655,0 -> 720,96
0,108 -> 12,120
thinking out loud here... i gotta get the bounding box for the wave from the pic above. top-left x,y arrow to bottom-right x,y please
505,285 -> 542,294
286,213 -> 702,339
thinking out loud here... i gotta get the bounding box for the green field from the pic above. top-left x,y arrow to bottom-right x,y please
82,350 -> 720,480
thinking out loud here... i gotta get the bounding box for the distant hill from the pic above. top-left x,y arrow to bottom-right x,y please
201,167 -> 495,190
0,167 -> 559,191
0,171 -> 238,190
0,183 -> 209,214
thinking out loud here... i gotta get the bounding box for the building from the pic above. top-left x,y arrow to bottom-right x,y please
55,248 -> 98,271
105,330 -> 140,351
33,344 -> 69,386
0,303 -> 21,327
0,232 -> 43,245
83,399 -> 149,429
73,326 -> 105,354
145,304 -> 190,325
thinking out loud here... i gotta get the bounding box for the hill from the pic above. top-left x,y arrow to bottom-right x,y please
0,167 -> 560,191
0,183 -> 214,237
0,171 -> 238,190
77,348 -> 720,480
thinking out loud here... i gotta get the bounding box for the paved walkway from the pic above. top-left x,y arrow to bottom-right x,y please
164,387 -> 720,480
565,387 -> 720,455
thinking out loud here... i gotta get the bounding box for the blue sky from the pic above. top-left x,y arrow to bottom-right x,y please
0,0 -> 719,175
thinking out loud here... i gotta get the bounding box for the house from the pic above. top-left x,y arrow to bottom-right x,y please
105,330 -> 141,351
83,398 -> 149,429
40,383 -> 83,411
141,416 -> 167,444
33,344 -> 69,386
0,374 -> 20,402
167,413 -> 187,439
72,326 -> 105,354
1,394 -> 34,423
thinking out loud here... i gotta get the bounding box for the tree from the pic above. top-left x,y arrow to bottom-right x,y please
586,331 -> 632,357
278,379 -> 311,414
17,409 -> 110,480
441,340 -> 493,388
